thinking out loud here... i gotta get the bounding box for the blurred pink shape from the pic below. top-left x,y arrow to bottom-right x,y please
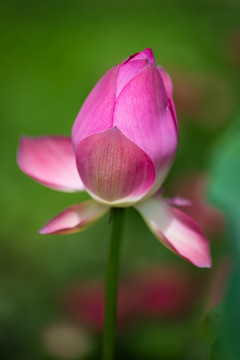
129,266 -> 198,319
63,265 -> 199,331
64,280 -> 135,331
171,69 -> 235,128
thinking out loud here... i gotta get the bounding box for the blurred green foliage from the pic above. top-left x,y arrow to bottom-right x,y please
0,0 -> 240,359
208,117 -> 240,360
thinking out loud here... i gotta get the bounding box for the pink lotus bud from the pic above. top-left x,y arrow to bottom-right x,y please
72,48 -> 178,206
17,49 -> 211,268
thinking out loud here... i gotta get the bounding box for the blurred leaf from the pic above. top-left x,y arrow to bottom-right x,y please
120,320 -> 206,360
208,115 -> 240,360
202,305 -> 227,360
210,336 -> 226,360
224,265 -> 240,360
202,304 -> 224,347
208,117 -> 240,223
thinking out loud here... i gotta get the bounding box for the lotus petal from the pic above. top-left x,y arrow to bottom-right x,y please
114,65 -> 178,190
39,200 -> 109,235
116,60 -> 150,98
17,136 -> 84,192
158,67 -> 173,98
124,48 -> 156,66
72,66 -> 118,150
75,127 -> 156,206
135,196 -> 211,268
166,196 -> 192,207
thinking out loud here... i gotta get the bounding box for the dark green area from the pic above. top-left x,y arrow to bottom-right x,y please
208,117 -> 240,360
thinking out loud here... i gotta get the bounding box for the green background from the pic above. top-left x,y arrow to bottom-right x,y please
0,0 -> 240,359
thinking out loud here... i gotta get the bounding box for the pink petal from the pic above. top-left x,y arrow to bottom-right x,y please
39,200 -> 109,235
124,48 -> 156,66
72,66 -> 118,151
135,196 -> 211,268
114,65 -> 178,190
166,196 -> 192,207
158,67 -> 173,98
17,136 -> 84,192
116,60 -> 150,98
75,127 -> 156,206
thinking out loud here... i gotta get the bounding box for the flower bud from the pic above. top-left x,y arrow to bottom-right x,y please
72,48 -> 178,206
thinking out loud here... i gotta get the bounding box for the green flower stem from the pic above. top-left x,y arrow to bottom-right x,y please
103,207 -> 125,360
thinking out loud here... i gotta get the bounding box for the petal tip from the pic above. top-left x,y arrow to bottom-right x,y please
124,48 -> 156,66
17,136 -> 29,166
197,255 -> 212,269
38,227 -> 47,235
38,201 -> 109,236
136,198 -> 212,269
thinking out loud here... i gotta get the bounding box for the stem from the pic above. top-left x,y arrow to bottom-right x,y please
103,208 -> 125,360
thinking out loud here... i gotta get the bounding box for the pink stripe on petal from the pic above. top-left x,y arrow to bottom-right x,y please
114,65 -> 178,189
72,66 -> 118,150
75,127 -> 156,206
158,67 -> 173,98
39,200 -> 109,235
135,197 -> 211,268
17,136 -> 84,192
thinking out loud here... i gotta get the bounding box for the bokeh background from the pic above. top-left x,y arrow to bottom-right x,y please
1,0 -> 240,359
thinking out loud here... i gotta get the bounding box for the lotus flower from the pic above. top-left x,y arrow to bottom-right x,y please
17,48 -> 211,268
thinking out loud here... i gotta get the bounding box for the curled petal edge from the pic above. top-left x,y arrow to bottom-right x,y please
135,196 -> 212,268
39,200 -> 109,235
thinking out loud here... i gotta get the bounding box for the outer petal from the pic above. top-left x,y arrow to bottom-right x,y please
72,66 -> 118,150
135,196 -> 211,268
114,65 -> 178,191
168,97 -> 178,133
158,67 -> 173,98
72,49 -> 156,151
75,127 -> 156,206
17,136 -> 84,192
39,200 -> 109,235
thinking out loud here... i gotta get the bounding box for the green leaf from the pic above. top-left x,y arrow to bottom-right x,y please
202,304 -> 224,348
208,115 -> 240,360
